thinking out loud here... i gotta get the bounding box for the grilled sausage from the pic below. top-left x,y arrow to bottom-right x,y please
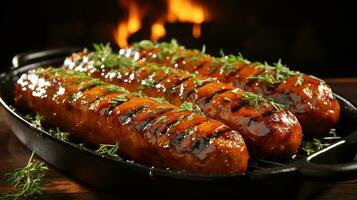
122,40 -> 340,136
64,46 -> 302,158
14,67 -> 249,174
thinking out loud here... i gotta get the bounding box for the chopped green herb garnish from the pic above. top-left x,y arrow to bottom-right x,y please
1,151 -> 48,200
133,39 -> 182,63
78,79 -> 102,91
109,94 -> 129,104
302,138 -> 323,155
177,102 -> 204,115
248,59 -> 303,87
105,85 -> 129,93
48,127 -> 70,141
96,142 -> 119,158
140,75 -> 156,89
91,43 -> 135,68
147,109 -> 156,114
152,97 -> 169,103
156,115 -> 168,123
24,113 -> 44,127
242,92 -> 285,111
187,113 -> 195,121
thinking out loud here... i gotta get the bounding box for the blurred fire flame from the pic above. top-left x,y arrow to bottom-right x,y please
113,1 -> 142,48
166,0 -> 205,39
151,21 -> 166,41
114,0 -> 209,47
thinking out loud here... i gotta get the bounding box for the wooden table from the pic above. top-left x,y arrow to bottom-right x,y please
1,78 -> 357,199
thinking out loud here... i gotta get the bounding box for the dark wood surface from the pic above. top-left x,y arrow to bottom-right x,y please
1,78 -> 357,199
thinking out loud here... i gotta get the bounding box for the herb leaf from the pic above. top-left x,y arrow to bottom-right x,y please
96,142 -> 120,158
1,151 -> 48,199
48,127 -> 70,141
91,43 -> 135,68
151,97 -> 169,103
24,113 -> 44,127
242,92 -> 285,111
248,59 -> 304,87
177,102 -> 204,115
302,138 -> 323,155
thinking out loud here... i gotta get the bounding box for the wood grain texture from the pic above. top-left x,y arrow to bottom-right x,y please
0,78 -> 356,199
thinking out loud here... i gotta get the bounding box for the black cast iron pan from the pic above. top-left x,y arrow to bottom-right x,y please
1,48 -> 357,199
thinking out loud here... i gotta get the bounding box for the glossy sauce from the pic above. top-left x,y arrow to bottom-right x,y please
123,44 -> 340,136
15,68 -> 249,174
64,51 -> 303,158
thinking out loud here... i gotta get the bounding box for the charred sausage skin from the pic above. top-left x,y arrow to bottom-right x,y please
15,67 -> 249,174
64,46 -> 302,158
123,40 -> 340,136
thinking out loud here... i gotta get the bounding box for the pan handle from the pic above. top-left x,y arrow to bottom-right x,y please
299,130 -> 357,181
12,47 -> 82,68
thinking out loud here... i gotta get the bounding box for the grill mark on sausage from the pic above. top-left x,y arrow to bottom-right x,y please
153,112 -> 190,136
192,129 -> 230,156
170,123 -> 200,146
180,79 -> 214,100
135,108 -> 174,132
199,88 -> 230,106
166,76 -> 191,93
231,101 -> 249,113
118,105 -> 147,125
192,60 -> 209,71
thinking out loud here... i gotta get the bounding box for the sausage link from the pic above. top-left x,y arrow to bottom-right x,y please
64,48 -> 302,158
15,67 -> 249,174
122,40 -> 340,136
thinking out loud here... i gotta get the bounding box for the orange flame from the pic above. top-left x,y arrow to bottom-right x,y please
166,0 -> 205,24
113,1 -> 142,47
151,21 -> 166,41
114,0 -> 209,45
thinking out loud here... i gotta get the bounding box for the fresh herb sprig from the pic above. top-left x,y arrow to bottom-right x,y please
177,102 -> 204,115
48,128 -> 70,141
133,39 -> 182,63
91,43 -> 136,68
302,138 -> 323,155
96,142 -> 120,158
24,113 -> 44,127
152,97 -> 169,104
242,92 -> 285,111
1,151 -> 48,200
248,59 -> 304,87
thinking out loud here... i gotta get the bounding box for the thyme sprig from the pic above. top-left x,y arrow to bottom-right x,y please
302,138 -> 323,155
24,113 -> 44,127
96,142 -> 120,158
48,128 -> 70,141
91,43 -> 135,68
133,39 -> 182,63
1,151 -> 48,200
216,51 -> 251,75
151,97 -> 169,104
242,92 -> 285,111
248,59 -> 304,87
177,102 -> 204,115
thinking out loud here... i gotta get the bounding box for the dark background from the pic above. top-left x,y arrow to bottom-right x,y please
1,0 -> 356,77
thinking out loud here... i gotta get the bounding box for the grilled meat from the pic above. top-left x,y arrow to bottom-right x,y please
121,40 -> 340,136
64,45 -> 302,158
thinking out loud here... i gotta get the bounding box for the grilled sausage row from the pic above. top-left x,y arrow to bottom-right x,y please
15,67 -> 249,174
122,40 -> 340,136
64,45 -> 302,158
